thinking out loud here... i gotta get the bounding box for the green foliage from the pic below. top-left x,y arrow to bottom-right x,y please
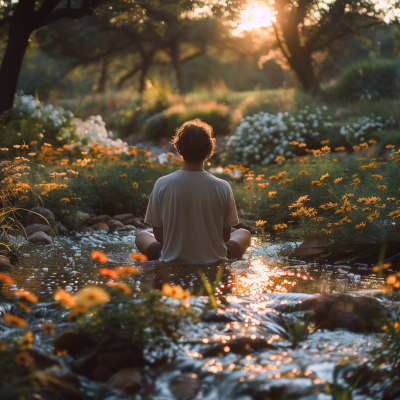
334,59 -> 400,100
77,285 -> 197,354
142,101 -> 231,141
282,317 -> 312,349
227,149 -> 400,247
28,153 -> 179,229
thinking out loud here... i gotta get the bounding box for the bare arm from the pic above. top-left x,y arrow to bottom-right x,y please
223,226 -> 231,243
153,226 -> 163,244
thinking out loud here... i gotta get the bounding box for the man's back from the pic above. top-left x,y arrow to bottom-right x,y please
144,170 -> 238,262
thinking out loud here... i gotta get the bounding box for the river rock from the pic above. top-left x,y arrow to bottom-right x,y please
79,226 -> 93,234
76,211 -> 90,226
0,255 -> 12,271
71,353 -> 97,377
233,218 -> 256,234
56,221 -> 68,235
96,352 -> 148,371
290,237 -> 327,257
112,213 -> 135,225
53,330 -> 93,355
89,215 -> 111,226
27,231 -> 52,244
107,219 -> 126,233
38,368 -> 80,400
170,374 -> 200,400
125,225 -> 138,231
201,337 -> 275,357
28,349 -> 61,370
382,380 -> 400,400
133,217 -> 148,229
297,293 -> 389,331
92,365 -> 113,382
106,368 -> 142,395
91,222 -> 109,234
25,223 -> 51,237
27,207 -> 59,235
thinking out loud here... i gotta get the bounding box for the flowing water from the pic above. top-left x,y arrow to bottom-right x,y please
1,231 -> 398,399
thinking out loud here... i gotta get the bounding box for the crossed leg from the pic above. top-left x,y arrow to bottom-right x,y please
135,228 -> 251,259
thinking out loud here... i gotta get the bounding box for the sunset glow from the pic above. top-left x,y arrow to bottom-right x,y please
237,1 -> 273,32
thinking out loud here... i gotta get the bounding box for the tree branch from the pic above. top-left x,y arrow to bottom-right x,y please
33,0 -> 95,30
272,21 -> 291,63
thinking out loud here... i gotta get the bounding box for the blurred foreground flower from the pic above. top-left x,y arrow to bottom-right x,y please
4,314 -> 28,329
73,287 -> 110,309
117,265 -> 140,278
16,290 -> 38,304
54,289 -> 77,308
162,283 -> 191,301
99,268 -> 118,279
0,273 -> 13,284
91,251 -> 108,263
130,253 -> 148,262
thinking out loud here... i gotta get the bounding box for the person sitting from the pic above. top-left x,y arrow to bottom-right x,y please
135,119 -> 251,263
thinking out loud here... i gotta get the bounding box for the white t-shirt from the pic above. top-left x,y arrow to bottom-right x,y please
144,170 -> 239,263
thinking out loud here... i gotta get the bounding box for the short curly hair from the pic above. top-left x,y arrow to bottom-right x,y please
170,119 -> 217,163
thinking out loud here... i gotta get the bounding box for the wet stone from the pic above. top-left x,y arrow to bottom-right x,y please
27,207 -> 59,235
96,352 -> 148,372
38,368 -> 80,400
296,293 -> 389,331
28,231 -> 52,244
89,215 -> 111,226
92,365 -> 113,382
107,219 -> 126,233
170,373 -> 200,400
70,352 -> 97,377
290,237 -> 327,257
112,213 -> 135,225
25,223 -> 51,237
0,255 -> 12,271
76,211 -> 91,226
201,309 -> 243,323
106,368 -> 142,395
201,337 -> 276,358
53,330 -> 93,356
91,222 -> 109,234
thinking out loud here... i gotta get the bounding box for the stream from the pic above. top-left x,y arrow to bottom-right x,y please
1,231 -> 399,400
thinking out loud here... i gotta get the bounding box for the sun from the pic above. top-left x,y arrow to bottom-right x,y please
237,1 -> 273,33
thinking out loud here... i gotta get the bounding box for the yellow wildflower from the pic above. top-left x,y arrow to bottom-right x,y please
255,220 -> 267,227
133,182 -> 139,189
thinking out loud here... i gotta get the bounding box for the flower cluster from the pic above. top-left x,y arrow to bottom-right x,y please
226,106 -> 332,166
339,114 -> 396,144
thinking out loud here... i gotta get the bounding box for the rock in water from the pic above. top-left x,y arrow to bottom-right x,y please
107,219 -> 126,233
297,293 -> 389,331
0,255 -> 12,271
56,221 -> 68,234
290,237 -> 327,257
75,211 -> 90,226
25,223 -> 51,237
112,213 -> 135,225
27,231 -> 52,244
91,222 -> 109,233
106,368 -> 142,395
53,330 -> 92,355
27,207 -> 59,235
89,215 -> 111,225
170,374 -> 200,400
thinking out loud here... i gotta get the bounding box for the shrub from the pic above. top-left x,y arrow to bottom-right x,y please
142,101 -> 230,141
334,59 -> 400,100
226,106 -> 335,166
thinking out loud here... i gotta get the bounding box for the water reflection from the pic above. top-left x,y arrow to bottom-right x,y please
6,232 -> 386,299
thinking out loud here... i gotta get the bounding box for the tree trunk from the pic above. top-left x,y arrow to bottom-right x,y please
98,61 -> 109,93
276,17 -> 320,95
0,2 -> 34,115
169,39 -> 186,94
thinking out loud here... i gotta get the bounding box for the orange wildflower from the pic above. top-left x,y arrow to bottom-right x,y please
116,266 -> 140,278
54,289 -> 77,308
4,314 -> 28,329
130,253 -> 148,262
99,268 -> 118,279
16,290 -> 38,304
0,273 -> 13,284
91,251 -> 108,263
